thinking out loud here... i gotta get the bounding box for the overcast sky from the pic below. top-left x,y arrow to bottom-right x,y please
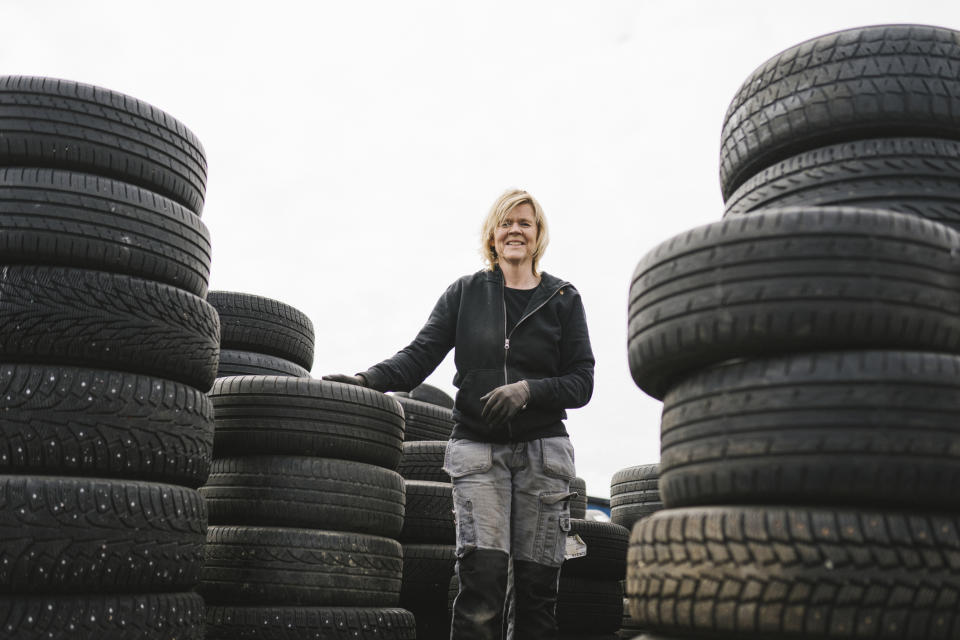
6,0 -> 958,498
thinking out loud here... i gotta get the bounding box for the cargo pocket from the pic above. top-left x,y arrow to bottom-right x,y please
535,490 -> 576,566
442,438 -> 493,478
541,436 -> 575,480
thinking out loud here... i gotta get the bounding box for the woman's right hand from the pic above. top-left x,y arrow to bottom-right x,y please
321,373 -> 367,387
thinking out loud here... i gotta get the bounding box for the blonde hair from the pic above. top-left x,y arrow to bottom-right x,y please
480,189 -> 550,275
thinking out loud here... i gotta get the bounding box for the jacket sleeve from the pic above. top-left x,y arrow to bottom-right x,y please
525,290 -> 595,410
358,280 -> 460,393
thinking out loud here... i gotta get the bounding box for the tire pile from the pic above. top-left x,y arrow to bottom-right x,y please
626,24 -> 960,640
0,76 -> 217,639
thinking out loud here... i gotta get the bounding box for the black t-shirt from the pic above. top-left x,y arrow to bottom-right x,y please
505,285 -> 537,334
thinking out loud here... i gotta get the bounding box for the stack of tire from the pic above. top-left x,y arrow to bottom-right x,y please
0,76 -> 217,639
208,291 -> 314,378
626,25 -> 960,640
199,377 -> 416,639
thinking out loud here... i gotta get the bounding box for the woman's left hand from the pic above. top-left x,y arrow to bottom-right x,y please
479,380 -> 530,425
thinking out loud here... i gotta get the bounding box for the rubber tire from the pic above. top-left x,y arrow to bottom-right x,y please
0,364 -> 213,487
724,138 -> 960,229
201,526 -> 402,606
0,476 -> 205,593
562,520 -> 630,580
201,455 -> 405,537
399,480 -> 454,544
216,349 -> 310,378
610,465 -> 662,531
392,383 -> 455,409
570,476 -> 587,519
0,168 -> 211,296
557,577 -> 623,634
0,265 -> 220,390
628,505 -> 960,639
207,291 -> 315,371
400,543 -> 456,609
0,75 -> 206,214
628,207 -> 960,398
209,377 -> 405,470
393,396 -> 454,441
720,25 -> 960,199
398,441 -> 449,482
205,606 -> 417,640
0,592 -> 205,640
660,350 -> 960,510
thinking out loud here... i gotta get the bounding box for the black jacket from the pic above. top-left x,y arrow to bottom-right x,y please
360,266 -> 595,442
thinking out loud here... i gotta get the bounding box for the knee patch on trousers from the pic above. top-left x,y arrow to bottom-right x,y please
454,494 -> 478,557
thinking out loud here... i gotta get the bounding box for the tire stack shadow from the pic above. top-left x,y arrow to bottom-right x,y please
626,24 -> 960,640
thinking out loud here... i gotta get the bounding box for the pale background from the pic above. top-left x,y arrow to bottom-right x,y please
6,0 -> 958,497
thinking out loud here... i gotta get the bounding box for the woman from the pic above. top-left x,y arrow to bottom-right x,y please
324,189 -> 594,639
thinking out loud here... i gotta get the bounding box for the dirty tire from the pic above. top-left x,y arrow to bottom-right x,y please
393,396 -> 454,441
201,456 -> 405,537
557,577 -> 623,634
209,377 -> 404,470
724,138 -> 960,228
660,350 -> 960,510
393,383 -> 455,409
0,75 -> 206,214
627,506 -> 960,639
399,480 -> 454,544
610,464 -> 662,530
201,526 -> 402,606
720,25 -> 960,199
0,592 -> 205,640
0,476 -> 206,593
400,543 -> 456,609
628,207 -> 960,398
563,520 -> 629,580
0,266 -> 220,390
397,441 -> 449,482
205,606 -> 417,640
0,168 -> 211,296
0,364 -> 213,487
570,476 -> 587,519
207,291 -> 314,371
216,349 -> 310,378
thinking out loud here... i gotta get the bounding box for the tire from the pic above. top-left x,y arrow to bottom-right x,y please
392,383 -> 455,409
570,476 -> 587,519
201,526 -> 403,606
397,441 -> 449,482
610,465 -> 662,530
0,476 -> 206,593
724,138 -> 960,229
0,364 -> 214,487
628,207 -> 960,399
399,480 -> 454,544
720,25 -> 960,199
400,543 -> 456,609
0,75 -> 206,214
201,456 -> 405,537
660,350 -> 960,510
0,266 -> 220,390
207,291 -> 314,371
0,592 -> 205,640
393,396 -> 454,441
0,168 -> 211,296
205,606 -> 417,640
217,349 -> 310,378
628,506 -> 960,639
557,577 -> 623,634
562,520 -> 630,580
209,377 -> 405,470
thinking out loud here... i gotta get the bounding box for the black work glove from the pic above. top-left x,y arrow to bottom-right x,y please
321,373 -> 367,387
480,380 -> 530,426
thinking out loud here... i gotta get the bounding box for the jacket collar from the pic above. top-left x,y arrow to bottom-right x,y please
486,264 -> 570,308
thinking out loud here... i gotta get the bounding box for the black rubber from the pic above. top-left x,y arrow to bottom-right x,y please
660,350 -> 960,510
570,476 -> 587,519
0,265 -> 220,390
557,577 -> 623,634
397,441 -> 449,482
399,480 -> 454,544
724,138 -> 960,229
562,520 -> 630,580
0,476 -> 205,593
0,592 -> 205,640
610,465 -> 662,530
201,455 -> 405,537
628,207 -> 960,399
720,25 -> 960,199
216,349 -> 310,378
0,75 -> 206,214
393,396 -> 454,441
201,526 -> 402,606
0,364 -> 213,487
207,291 -> 315,371
209,377 -> 404,470
392,383 -> 454,409
0,168 -> 211,296
205,606 -> 417,640
628,505 -> 960,639
400,543 -> 456,609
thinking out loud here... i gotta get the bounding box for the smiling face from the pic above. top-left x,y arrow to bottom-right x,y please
492,202 -> 538,267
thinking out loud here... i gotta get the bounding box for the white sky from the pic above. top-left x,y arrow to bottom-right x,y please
6,0 -> 958,498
